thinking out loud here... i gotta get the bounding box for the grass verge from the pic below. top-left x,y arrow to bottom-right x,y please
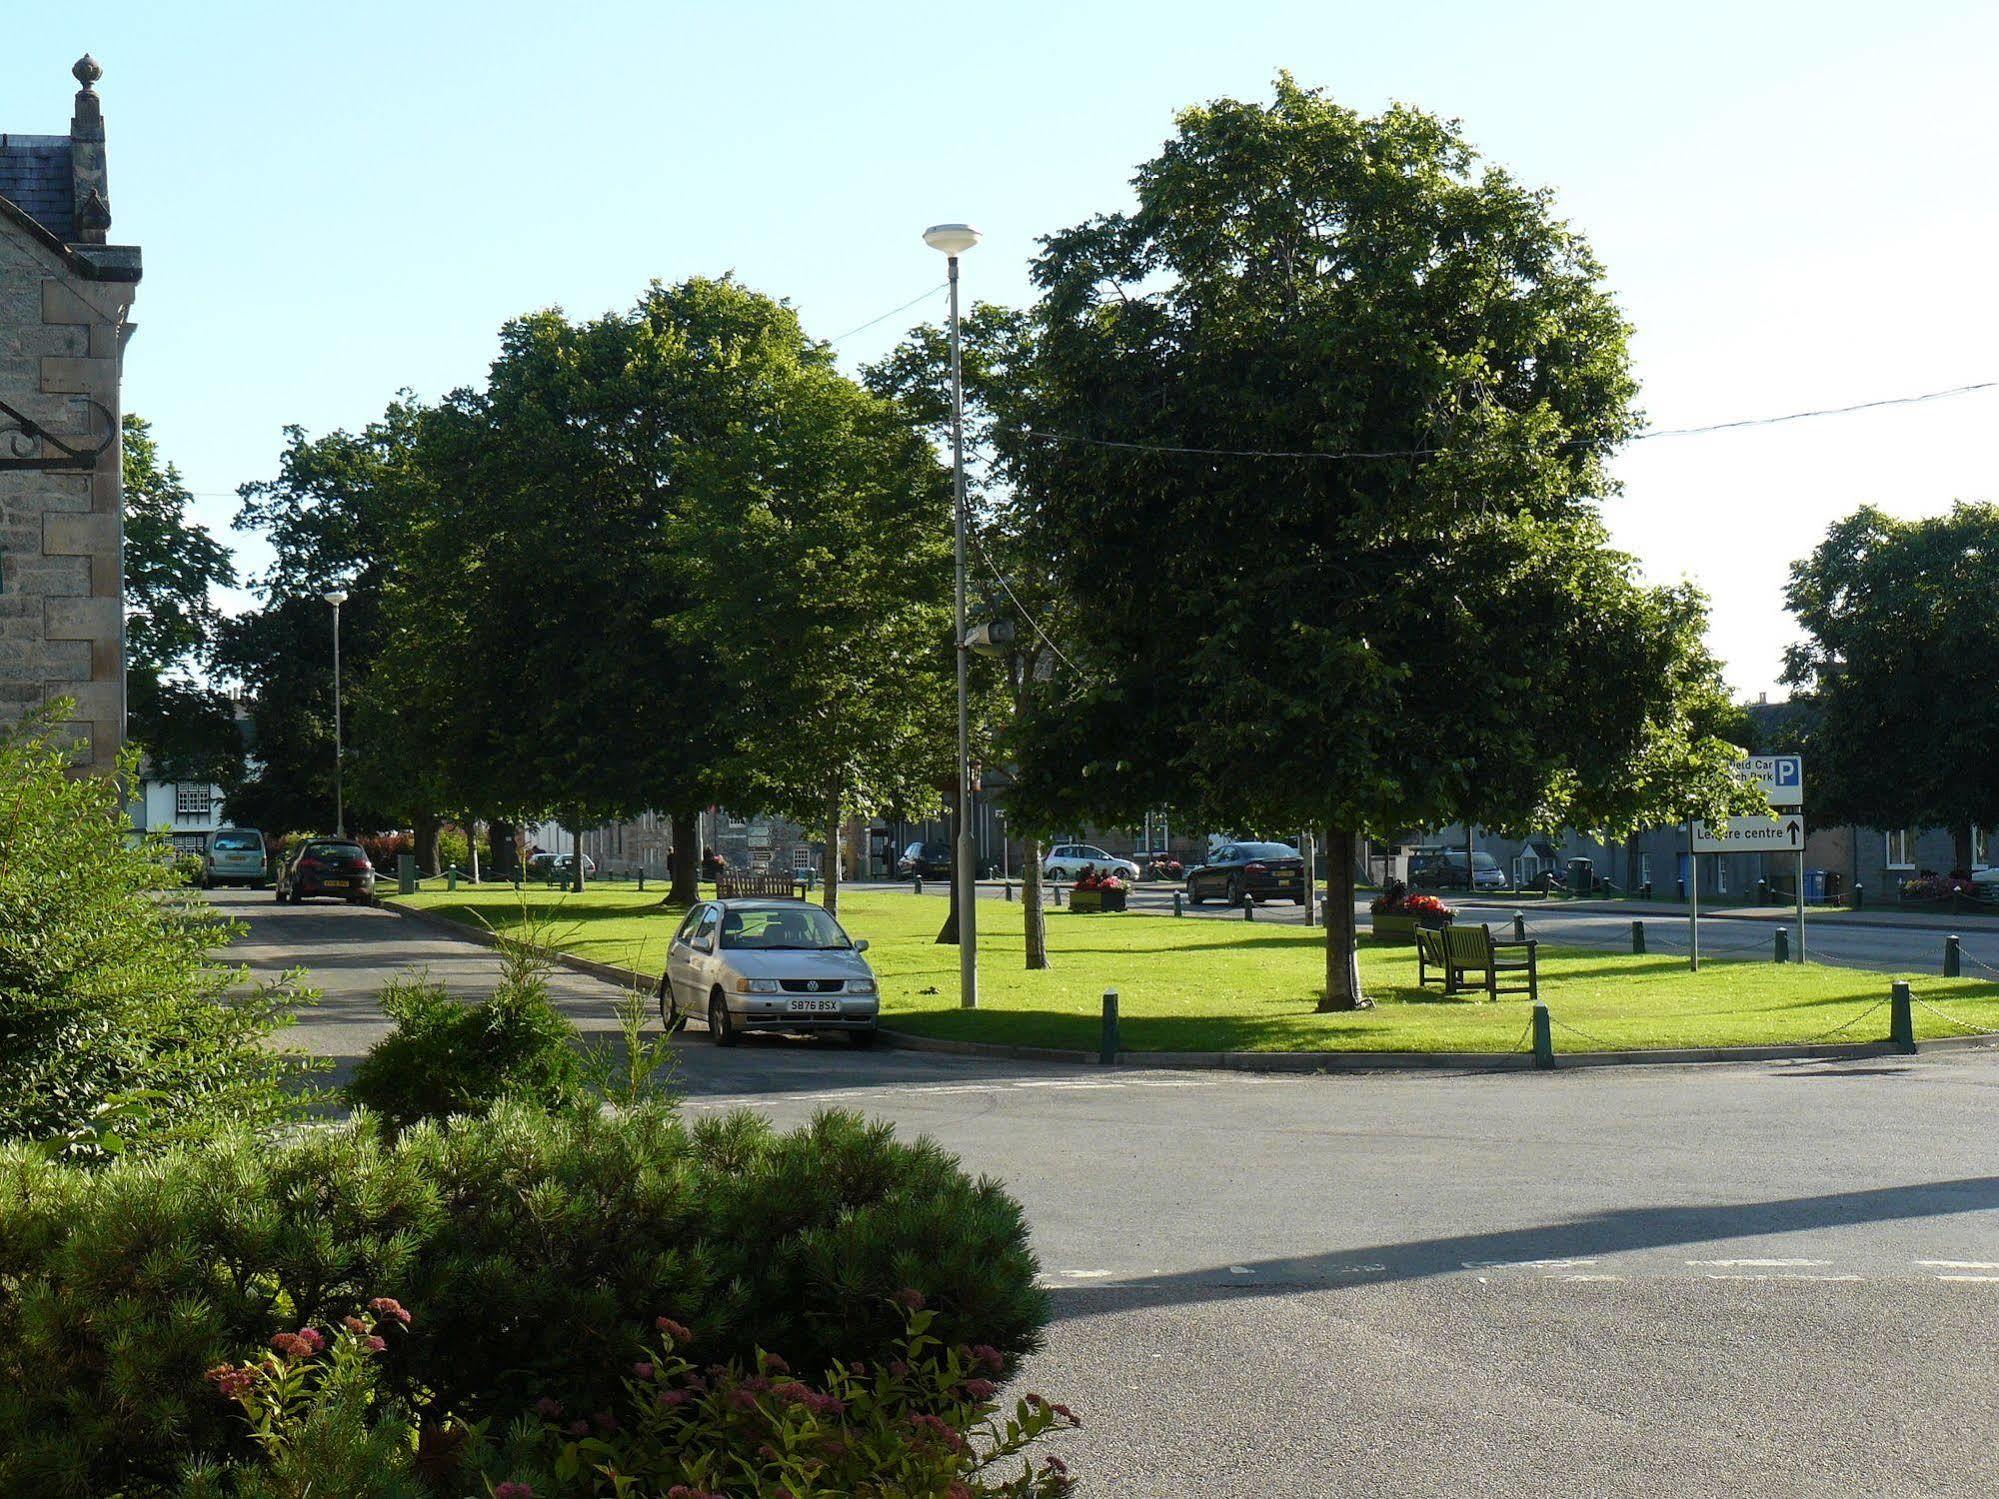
389,886 -> 1999,1054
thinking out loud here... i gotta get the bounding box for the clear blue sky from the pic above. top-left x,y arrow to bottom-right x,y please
7,0 -> 1995,697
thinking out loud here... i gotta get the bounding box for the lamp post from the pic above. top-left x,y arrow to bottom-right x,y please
924,221 -> 982,1009
323,589 -> 348,836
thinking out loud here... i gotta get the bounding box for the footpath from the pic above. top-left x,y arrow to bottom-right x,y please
1449,895 -> 1989,935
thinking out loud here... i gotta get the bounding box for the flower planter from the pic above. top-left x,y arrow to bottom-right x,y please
1069,887 -> 1128,914
1368,910 -> 1452,944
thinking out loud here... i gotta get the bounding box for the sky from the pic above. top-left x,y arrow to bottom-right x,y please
5,0 -> 1995,699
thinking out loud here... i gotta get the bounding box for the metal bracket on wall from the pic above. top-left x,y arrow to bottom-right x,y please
0,396 -> 115,471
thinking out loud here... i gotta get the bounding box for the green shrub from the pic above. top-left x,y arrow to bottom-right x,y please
0,706 -> 320,1157
0,1103 -> 1047,1497
344,973 -> 589,1129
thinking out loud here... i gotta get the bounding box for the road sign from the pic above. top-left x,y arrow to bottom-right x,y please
1735,754 -> 1804,808
1690,815 -> 1805,853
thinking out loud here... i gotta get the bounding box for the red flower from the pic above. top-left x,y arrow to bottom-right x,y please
205,1364 -> 254,1400
495,1484 -> 534,1499
971,1343 -> 1003,1371
565,1419 -> 590,1438
961,1377 -> 998,1400
893,1287 -> 926,1310
367,1296 -> 412,1326
365,1334 -> 387,1354
269,1332 -> 313,1360
631,1362 -> 655,1380
534,1397 -> 563,1420
656,1389 -> 691,1409
654,1316 -> 692,1345
760,1351 -> 789,1374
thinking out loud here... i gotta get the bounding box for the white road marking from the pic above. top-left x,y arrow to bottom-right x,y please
1916,1260 -> 1999,1270
1464,1258 -> 1598,1270
1062,1269 -> 1115,1279
1228,1265 -> 1255,1276
1553,1274 -> 1625,1282
1703,1273 -> 1862,1282
1935,1274 -> 1999,1283
1686,1258 -> 1831,1268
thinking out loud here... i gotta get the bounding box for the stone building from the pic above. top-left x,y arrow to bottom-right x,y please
0,56 -> 141,772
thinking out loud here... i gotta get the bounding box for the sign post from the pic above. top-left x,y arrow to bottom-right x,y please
1685,820 -> 1699,971
1693,754 -> 1808,965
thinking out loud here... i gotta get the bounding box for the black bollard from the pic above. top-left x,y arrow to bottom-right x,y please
1774,926 -> 1789,964
1945,934 -> 1962,978
1512,912 -> 1526,942
1890,980 -> 1915,1052
1631,920 -> 1646,955
1173,890 -> 1183,917
1099,990 -> 1120,1065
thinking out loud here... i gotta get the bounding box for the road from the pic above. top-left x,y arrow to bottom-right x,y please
220,889 -> 1999,1496
928,880 -> 1990,976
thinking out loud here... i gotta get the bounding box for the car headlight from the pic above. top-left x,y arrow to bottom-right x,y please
734,977 -> 781,994
845,978 -> 876,994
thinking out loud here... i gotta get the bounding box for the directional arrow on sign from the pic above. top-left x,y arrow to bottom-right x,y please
1690,816 -> 1806,853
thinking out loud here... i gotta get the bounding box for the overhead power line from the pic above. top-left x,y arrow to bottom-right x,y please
1021,378 -> 1999,463
825,282 -> 948,345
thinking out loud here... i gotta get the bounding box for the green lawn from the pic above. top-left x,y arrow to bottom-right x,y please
389,886 -> 1999,1054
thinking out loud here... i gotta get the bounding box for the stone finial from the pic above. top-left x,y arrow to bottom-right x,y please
73,55 -> 102,91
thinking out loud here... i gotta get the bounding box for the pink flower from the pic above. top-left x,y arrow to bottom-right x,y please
205,1364 -> 255,1400
297,1326 -> 325,1354
1044,1455 -> 1069,1474
631,1362 -> 655,1380
365,1334 -> 387,1354
849,1360 -> 866,1375
534,1397 -> 563,1420
888,1359 -> 909,1377
656,1388 -> 690,1409
961,1377 -> 997,1400
565,1419 -> 589,1438
727,1388 -> 758,1411
269,1332 -> 313,1360
654,1316 -> 692,1345
342,1316 -> 367,1335
760,1351 -> 789,1374
893,1287 -> 926,1310
495,1484 -> 534,1499
367,1296 -> 412,1326
971,1343 -> 1003,1371
592,1410 -> 618,1434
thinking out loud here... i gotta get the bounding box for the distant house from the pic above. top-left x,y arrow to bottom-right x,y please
127,768 -> 233,858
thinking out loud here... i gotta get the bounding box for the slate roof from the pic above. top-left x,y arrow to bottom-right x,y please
0,133 -> 74,241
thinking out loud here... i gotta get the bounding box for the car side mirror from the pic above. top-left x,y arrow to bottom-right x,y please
854,939 -> 870,954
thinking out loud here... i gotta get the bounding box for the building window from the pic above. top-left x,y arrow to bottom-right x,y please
174,783 -> 212,819
1639,852 -> 1652,888
1884,829 -> 1916,869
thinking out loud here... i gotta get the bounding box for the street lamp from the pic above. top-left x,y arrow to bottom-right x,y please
924,221 -> 982,1009
323,589 -> 348,836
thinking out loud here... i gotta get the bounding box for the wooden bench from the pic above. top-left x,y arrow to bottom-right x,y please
1418,922 -> 1538,1001
716,871 -> 810,901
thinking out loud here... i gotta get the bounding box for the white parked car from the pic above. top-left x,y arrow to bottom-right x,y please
1041,843 -> 1141,882
657,899 -> 879,1047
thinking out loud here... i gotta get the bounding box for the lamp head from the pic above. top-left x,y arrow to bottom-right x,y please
323,589 -> 348,607
922,223 -> 982,257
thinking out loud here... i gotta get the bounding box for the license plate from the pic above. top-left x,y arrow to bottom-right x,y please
787,998 -> 840,1014
323,879 -> 349,889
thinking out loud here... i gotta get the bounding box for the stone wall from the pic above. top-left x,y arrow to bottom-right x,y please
0,221 -> 135,771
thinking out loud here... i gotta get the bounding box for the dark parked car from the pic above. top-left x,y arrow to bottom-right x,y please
896,840 -> 953,879
1409,849 -> 1507,892
1185,842 -> 1306,905
275,837 -> 377,904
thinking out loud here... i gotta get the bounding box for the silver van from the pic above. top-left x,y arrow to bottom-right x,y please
203,828 -> 269,889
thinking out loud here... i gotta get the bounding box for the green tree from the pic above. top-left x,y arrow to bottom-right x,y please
866,306 -> 1071,964
1783,502 -> 1999,872
996,79 -> 1751,1008
121,414 -> 242,782
0,707 -> 319,1155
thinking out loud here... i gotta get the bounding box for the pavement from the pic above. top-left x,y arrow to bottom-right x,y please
218,888 -> 1999,1496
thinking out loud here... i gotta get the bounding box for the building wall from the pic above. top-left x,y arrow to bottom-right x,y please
128,776 -> 231,855
0,230 -> 136,770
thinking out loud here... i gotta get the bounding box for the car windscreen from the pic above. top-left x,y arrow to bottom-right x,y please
720,906 -> 852,951
211,832 -> 262,852
1472,853 -> 1500,870
1238,843 -> 1300,860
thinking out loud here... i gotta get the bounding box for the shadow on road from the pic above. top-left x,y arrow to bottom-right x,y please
1043,1174 -> 1999,1317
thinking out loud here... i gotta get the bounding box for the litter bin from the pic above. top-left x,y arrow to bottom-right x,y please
1803,868 -> 1827,904
1565,857 -> 1594,893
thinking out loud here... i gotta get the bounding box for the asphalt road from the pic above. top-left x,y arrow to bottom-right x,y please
927,880 -> 1990,976
219,889 -> 1999,1496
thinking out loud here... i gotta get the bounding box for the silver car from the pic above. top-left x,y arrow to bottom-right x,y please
657,899 -> 880,1047
203,827 -> 269,888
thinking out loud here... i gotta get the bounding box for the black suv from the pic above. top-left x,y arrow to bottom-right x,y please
896,841 -> 953,879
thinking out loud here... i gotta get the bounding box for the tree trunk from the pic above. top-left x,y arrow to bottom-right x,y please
936,803 -> 960,945
1022,832 -> 1049,969
1318,827 -> 1371,1011
414,813 -> 444,876
572,809 -> 586,893
488,819 -> 520,879
821,785 -> 842,917
669,809 -> 700,905
1953,822 -> 1975,877
466,817 -> 480,882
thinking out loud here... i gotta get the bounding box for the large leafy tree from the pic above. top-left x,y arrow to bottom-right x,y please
1784,502 -> 1999,872
867,306 -> 1073,962
220,412 -> 423,836
998,78 -> 1750,1008
121,415 -> 242,782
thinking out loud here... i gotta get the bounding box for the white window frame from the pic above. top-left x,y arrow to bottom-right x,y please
174,783 -> 212,819
1884,829 -> 1916,870
1973,828 -> 1988,871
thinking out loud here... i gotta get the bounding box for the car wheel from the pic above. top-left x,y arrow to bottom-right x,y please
848,1027 -> 878,1048
657,974 -> 684,1032
1187,881 -> 1204,906
708,992 -> 738,1047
